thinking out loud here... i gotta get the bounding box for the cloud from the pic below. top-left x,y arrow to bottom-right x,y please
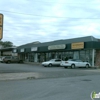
0,0 -> 100,46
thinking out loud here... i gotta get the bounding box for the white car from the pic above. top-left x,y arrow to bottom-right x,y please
0,56 -> 5,63
60,59 -> 91,68
42,59 -> 62,67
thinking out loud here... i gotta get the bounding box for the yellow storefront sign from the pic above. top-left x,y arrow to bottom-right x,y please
0,14 -> 3,39
0,14 -> 3,26
71,42 -> 84,49
0,27 -> 3,39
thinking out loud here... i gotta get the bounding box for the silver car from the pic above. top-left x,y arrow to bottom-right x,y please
42,59 -> 62,67
60,59 -> 91,68
0,56 -> 5,63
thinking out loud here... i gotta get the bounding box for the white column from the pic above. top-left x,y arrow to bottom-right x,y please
34,53 -> 38,62
55,52 -> 57,59
92,49 -> 95,67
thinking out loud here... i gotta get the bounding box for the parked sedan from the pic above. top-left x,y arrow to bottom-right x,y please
42,59 -> 62,67
60,59 -> 91,68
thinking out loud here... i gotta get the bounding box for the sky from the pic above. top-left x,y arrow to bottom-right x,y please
0,0 -> 100,46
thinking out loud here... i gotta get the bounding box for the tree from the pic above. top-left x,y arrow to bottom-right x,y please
0,41 -> 14,48
2,41 -> 13,48
0,41 -> 3,45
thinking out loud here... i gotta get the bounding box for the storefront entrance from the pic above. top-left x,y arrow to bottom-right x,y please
19,49 -> 95,66
36,50 -> 94,65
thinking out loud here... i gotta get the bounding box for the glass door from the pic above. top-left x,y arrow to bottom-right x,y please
73,51 -> 79,59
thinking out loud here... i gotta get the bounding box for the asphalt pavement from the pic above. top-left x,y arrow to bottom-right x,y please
0,62 -> 100,100
0,75 -> 100,100
0,62 -> 100,81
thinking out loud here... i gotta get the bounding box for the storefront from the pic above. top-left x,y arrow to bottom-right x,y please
16,36 -> 100,66
0,47 -> 17,56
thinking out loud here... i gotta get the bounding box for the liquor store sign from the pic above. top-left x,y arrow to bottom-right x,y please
0,14 -> 3,40
71,42 -> 84,49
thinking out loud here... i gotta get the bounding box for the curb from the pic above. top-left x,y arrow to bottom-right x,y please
0,72 -> 41,81
24,62 -> 41,65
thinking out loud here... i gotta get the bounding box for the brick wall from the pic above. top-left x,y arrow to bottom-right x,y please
95,50 -> 100,66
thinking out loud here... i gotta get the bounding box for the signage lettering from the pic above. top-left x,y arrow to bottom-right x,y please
48,44 -> 66,50
71,42 -> 84,49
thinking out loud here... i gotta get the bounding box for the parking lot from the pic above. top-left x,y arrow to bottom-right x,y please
0,63 -> 100,100
0,62 -> 100,80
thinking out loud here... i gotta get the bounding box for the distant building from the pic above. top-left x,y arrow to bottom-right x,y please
6,36 -> 100,67
0,47 -> 17,56
0,45 -> 3,49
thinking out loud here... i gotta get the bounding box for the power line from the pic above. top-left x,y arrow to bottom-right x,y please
1,9 -> 100,19
0,10 -> 68,18
27,0 -> 99,5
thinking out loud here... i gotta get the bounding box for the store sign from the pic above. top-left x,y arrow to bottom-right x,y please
0,14 -> 3,26
20,49 -> 24,52
71,42 -> 84,49
3,51 -> 12,55
48,44 -> 66,50
0,27 -> 3,39
31,47 -> 37,51
0,14 -> 3,40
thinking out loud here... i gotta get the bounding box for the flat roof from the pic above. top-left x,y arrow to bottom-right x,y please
17,36 -> 98,49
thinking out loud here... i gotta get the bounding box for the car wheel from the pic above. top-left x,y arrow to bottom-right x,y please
43,65 -> 47,67
64,66 -> 67,69
48,63 -> 52,67
71,64 -> 75,69
86,64 -> 89,68
19,60 -> 23,63
7,60 -> 11,64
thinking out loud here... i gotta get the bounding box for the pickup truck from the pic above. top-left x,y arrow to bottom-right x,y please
3,56 -> 23,63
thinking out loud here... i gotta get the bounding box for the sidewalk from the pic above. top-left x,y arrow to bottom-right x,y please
0,62 -> 43,81
0,62 -> 99,81
24,61 -> 41,65
0,72 -> 41,81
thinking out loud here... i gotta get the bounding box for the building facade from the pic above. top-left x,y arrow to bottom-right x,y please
15,36 -> 100,67
0,47 -> 17,56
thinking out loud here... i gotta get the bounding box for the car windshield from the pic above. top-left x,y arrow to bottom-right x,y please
75,60 -> 82,62
5,56 -> 11,59
67,59 -> 76,61
49,59 -> 55,61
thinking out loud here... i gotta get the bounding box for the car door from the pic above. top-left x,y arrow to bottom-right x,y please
73,60 -> 81,67
54,59 -> 61,66
12,57 -> 18,62
12,57 -> 16,62
76,60 -> 84,67
73,60 -> 80,67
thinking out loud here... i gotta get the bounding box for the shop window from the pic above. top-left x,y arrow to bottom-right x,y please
48,53 -> 51,60
61,52 -> 73,61
89,50 -> 92,64
62,52 -> 66,60
73,51 -> 79,59
51,52 -> 55,59
86,50 -> 90,62
80,50 -> 86,61
46,53 -> 49,61
68,52 -> 73,59
55,59 -> 61,62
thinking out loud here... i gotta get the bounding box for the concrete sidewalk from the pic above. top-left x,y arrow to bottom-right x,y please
24,61 -> 41,65
0,69 -> 100,81
0,62 -> 99,81
0,72 -> 41,81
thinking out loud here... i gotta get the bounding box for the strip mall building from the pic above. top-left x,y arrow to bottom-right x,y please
14,36 -> 100,67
